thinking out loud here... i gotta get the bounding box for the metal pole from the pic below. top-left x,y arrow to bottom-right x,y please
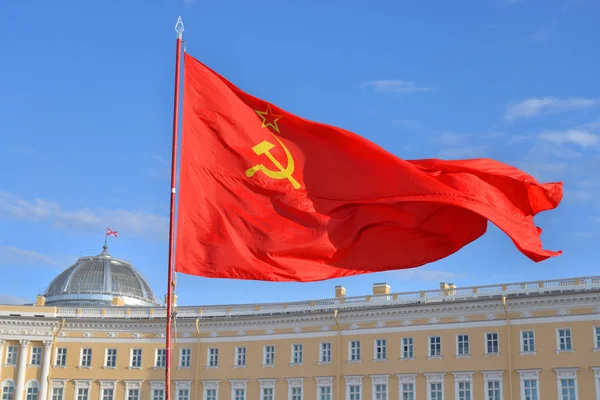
166,15 -> 184,400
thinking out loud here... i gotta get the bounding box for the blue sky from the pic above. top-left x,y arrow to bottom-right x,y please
0,0 -> 598,306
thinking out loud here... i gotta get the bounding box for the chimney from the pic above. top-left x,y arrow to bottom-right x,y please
440,282 -> 450,290
372,283 -> 390,295
335,285 -> 346,298
35,295 -> 46,307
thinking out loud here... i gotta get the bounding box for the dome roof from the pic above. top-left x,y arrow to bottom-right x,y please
44,246 -> 159,307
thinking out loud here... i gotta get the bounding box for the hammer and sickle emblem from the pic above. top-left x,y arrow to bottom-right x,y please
245,134 -> 301,190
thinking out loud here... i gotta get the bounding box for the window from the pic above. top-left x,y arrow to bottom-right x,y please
235,347 -> 246,366
291,387 -> 302,400
80,349 -> 92,367
152,389 -> 164,400
1,382 -> 14,400
348,386 -> 360,400
131,349 -> 142,368
457,335 -> 469,356
262,388 -> 273,400
6,346 -> 17,365
320,342 -> 331,363
204,389 -> 216,400
558,329 -> 573,351
30,347 -> 42,366
105,349 -> 117,368
457,382 -> 471,400
402,337 -> 414,359
55,348 -> 67,366
521,331 -> 535,353
560,379 -> 576,400
77,388 -> 89,400
429,336 -> 441,357
102,389 -> 114,400
430,383 -> 443,400
234,389 -> 245,400
523,380 -> 537,400
375,339 -> 386,360
180,348 -> 191,368
155,349 -> 166,367
349,341 -> 360,361
263,345 -> 274,365
374,384 -> 386,400
292,344 -> 303,364
400,383 -> 414,400
319,386 -> 331,400
23,385 -> 36,400
177,389 -> 189,400
127,389 -> 139,400
486,381 -> 501,400
51,387 -> 63,400
486,332 -> 499,354
595,327 -> 600,349
208,348 -> 218,367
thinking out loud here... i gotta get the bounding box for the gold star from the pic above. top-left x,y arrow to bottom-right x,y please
255,104 -> 282,133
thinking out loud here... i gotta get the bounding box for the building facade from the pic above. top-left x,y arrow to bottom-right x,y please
0,248 -> 599,400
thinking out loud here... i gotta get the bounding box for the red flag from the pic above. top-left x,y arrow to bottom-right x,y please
175,53 -> 562,282
106,228 -> 118,237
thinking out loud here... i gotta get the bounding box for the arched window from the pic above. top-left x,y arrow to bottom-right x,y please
1,381 -> 14,400
25,381 -> 39,400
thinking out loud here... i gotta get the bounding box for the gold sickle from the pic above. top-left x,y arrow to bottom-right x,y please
245,134 -> 301,190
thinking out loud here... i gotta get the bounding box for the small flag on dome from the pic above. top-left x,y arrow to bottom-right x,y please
106,228 -> 118,237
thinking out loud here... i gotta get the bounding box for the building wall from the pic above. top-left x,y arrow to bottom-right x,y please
1,288 -> 599,399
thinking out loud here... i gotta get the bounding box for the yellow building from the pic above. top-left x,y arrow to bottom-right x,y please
0,246 -> 599,400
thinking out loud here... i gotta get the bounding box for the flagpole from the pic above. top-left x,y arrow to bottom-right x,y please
166,16 -> 184,400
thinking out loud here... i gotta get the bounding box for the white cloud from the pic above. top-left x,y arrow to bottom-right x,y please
0,192 -> 168,239
538,130 -> 599,148
504,97 -> 597,121
394,268 -> 466,282
0,246 -> 61,266
0,295 -> 31,305
361,80 -> 431,94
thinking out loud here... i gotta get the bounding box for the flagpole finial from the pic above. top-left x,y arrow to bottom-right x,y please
175,16 -> 184,38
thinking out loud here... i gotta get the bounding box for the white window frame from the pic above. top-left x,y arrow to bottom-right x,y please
291,344 -> 303,365
401,337 -> 414,360
50,380 -> 66,400
456,334 -> 470,357
348,341 -> 360,362
130,348 -> 142,368
287,378 -> 305,400
98,380 -> 116,400
594,326 -> 600,350
179,348 -> 191,368
258,379 -> 276,400
207,348 -> 218,368
25,380 -> 39,400
105,349 -> 117,368
175,381 -> 192,400
485,332 -> 500,355
155,349 -> 166,368
592,367 -> 600,400
370,375 -> 388,400
201,381 -> 219,400
30,347 -> 42,366
149,382 -> 165,400
424,373 -> 445,400
344,376 -> 362,400
520,330 -> 536,355
453,372 -> 473,400
74,380 -> 92,400
518,369 -> 541,400
397,374 -> 416,400
319,342 -> 332,364
79,348 -> 92,368
263,345 -> 275,366
124,381 -> 142,400
230,380 -> 248,400
315,377 -> 333,400
374,339 -> 386,361
6,346 -> 17,365
557,328 -> 573,352
554,368 -> 579,400
428,336 -> 442,359
235,347 -> 246,367
482,371 -> 503,400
